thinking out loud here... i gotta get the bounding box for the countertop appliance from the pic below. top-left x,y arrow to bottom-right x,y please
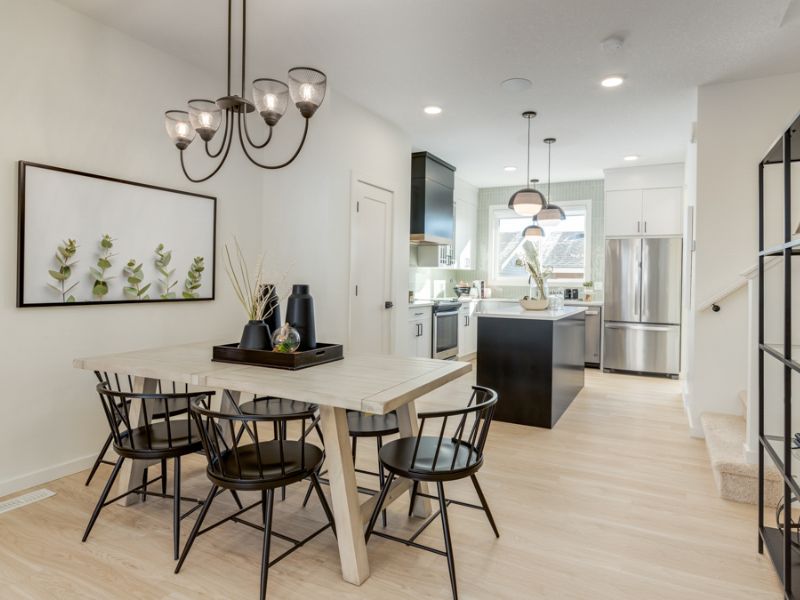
432,299 -> 460,360
603,237 -> 682,377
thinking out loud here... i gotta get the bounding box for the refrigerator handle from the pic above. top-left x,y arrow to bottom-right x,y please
634,239 -> 642,321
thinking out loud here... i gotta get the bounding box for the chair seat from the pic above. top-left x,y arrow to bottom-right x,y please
379,436 -> 483,482
347,410 -> 399,437
210,440 -> 324,490
114,420 -> 203,459
239,397 -> 318,417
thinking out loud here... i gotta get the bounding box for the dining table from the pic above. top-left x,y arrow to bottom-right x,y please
73,340 -> 471,586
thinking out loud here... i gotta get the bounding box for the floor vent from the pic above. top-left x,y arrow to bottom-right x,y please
0,488 -> 55,515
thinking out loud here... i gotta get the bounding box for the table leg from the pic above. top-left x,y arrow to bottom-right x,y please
396,400 -> 432,518
116,376 -> 157,506
318,405 -> 370,585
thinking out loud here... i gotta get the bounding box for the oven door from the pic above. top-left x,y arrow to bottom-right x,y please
433,310 -> 459,359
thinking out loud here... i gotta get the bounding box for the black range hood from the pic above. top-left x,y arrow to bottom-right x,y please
410,151 -> 455,245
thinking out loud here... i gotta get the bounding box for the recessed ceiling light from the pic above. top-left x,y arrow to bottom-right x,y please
601,75 -> 625,88
624,155 -> 639,161
500,77 -> 532,92
504,166 -> 517,172
423,105 -> 442,115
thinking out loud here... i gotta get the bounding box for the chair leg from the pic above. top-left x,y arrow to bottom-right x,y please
84,434 -> 113,486
408,481 -> 419,517
364,472 -> 396,544
230,489 -> 244,510
175,485 -> 218,574
311,472 -> 336,537
161,458 -> 168,495
351,436 -> 357,466
470,474 -> 499,538
301,480 -> 315,508
173,456 -> 181,560
376,435 -> 387,527
82,456 -> 124,542
141,467 -> 148,502
259,489 -> 275,600
281,422 -> 287,501
437,482 -> 458,600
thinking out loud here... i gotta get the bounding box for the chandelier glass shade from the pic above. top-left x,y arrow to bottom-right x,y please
165,0 -> 327,182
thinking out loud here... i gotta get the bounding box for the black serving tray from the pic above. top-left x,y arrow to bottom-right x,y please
212,342 -> 343,371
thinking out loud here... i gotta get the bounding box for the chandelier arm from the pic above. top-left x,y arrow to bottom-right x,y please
241,112 -> 273,149
204,110 -> 231,158
180,116 -> 235,183
237,112 -> 310,170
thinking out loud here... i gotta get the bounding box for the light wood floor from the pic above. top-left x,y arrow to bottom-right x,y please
0,369 -> 781,599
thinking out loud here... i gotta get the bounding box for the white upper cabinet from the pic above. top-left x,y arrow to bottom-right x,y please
641,188 -> 683,235
604,190 -> 643,236
604,163 -> 685,238
605,187 -> 683,237
454,196 -> 477,269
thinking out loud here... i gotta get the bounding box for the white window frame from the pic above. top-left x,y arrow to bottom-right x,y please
487,199 -> 593,287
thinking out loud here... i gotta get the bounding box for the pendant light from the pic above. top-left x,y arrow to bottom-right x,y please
522,223 -> 545,240
535,138 -> 566,226
508,111 -> 546,217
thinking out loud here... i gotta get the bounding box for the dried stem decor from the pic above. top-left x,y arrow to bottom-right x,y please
224,238 -> 278,321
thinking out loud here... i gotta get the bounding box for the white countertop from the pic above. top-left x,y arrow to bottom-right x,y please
409,300 -> 434,308
476,304 -> 587,321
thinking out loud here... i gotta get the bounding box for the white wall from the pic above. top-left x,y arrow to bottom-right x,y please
0,0 -> 265,495
687,70 -> 800,436
258,90 -> 411,355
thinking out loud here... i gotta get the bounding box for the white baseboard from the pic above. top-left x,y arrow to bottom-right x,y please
0,453 -> 96,499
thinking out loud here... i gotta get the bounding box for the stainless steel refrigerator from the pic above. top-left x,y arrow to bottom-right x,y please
603,237 -> 682,377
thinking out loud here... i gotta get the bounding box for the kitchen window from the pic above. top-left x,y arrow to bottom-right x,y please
488,200 -> 592,285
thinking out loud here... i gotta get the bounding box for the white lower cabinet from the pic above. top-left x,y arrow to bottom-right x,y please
458,301 -> 478,358
408,306 -> 432,358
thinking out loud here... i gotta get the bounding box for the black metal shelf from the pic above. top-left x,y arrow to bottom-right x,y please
758,111 -> 799,599
760,526 -> 800,599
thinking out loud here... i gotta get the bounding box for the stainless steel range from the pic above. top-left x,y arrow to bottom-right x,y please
432,299 -> 461,360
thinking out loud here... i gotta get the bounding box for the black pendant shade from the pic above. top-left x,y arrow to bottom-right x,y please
535,204 -> 566,227
522,223 -> 545,240
509,188 -> 546,217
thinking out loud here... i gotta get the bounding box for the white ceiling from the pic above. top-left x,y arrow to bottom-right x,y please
56,0 -> 800,187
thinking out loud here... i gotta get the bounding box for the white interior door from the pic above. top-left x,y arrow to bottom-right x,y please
349,179 -> 393,354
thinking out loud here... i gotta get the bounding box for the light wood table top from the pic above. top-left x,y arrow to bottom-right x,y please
73,340 -> 470,413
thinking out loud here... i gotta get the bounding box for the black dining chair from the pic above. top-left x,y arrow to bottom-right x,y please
176,397 -> 335,600
82,382 -> 223,560
364,386 -> 499,600
301,410 -> 398,526
239,395 -> 324,501
84,371 -> 134,486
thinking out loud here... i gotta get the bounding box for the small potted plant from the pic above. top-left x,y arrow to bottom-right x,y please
516,240 -> 552,310
583,281 -> 594,302
224,238 -> 278,350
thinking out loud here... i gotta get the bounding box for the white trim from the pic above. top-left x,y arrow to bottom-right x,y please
487,200 -> 593,286
347,172 -> 395,354
0,453 -> 96,498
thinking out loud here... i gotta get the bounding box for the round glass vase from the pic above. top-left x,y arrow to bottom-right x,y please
529,280 -> 549,302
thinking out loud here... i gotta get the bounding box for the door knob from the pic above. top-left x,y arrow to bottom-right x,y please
385,301 -> 394,309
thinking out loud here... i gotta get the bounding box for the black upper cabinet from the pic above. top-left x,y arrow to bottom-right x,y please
410,151 -> 456,245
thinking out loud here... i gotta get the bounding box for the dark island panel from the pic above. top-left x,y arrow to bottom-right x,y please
476,310 -> 585,428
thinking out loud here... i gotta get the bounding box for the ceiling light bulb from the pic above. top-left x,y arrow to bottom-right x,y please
601,76 -> 625,88
504,166 -> 517,172
199,112 -> 213,128
624,154 -> 640,161
265,94 -> 277,110
176,122 -> 190,137
424,105 -> 442,115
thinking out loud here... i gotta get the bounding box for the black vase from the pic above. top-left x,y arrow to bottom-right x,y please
260,284 -> 281,333
285,284 -> 316,350
239,320 -> 272,350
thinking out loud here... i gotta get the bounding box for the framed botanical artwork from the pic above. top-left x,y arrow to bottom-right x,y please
17,161 -> 216,307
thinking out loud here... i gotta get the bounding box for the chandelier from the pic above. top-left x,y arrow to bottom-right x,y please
164,0 -> 327,182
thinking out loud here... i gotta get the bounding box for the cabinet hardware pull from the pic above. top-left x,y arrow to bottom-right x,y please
637,221 -> 640,233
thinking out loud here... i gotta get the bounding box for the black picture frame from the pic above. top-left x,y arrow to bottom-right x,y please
16,161 -> 217,308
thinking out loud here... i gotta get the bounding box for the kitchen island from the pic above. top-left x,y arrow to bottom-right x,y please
476,303 -> 586,428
